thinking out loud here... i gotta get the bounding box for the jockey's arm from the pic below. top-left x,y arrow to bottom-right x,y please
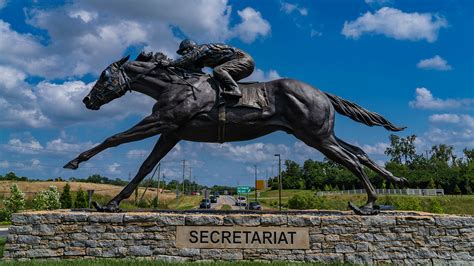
170,45 -> 210,67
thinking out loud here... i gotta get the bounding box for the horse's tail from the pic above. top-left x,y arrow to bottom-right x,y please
324,92 -> 406,131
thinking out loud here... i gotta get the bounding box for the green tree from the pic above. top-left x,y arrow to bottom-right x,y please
2,184 -> 26,220
428,178 -> 436,189
60,183 -> 73,208
74,188 -> 89,208
431,144 -> 455,164
385,134 -> 417,164
281,160 -> 305,189
463,148 -> 474,163
453,184 -> 462,195
33,186 -> 61,210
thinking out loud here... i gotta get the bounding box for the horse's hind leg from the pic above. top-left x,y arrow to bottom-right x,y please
299,135 -> 379,215
335,137 -> 408,184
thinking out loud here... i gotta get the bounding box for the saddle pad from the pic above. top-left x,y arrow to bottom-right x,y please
231,84 -> 269,109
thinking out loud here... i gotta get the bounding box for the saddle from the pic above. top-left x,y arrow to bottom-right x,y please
191,74 -> 270,143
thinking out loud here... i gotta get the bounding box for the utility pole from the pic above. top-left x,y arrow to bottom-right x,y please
156,163 -> 161,204
274,154 -> 282,211
189,166 -> 192,194
254,164 -> 258,202
181,160 -> 186,196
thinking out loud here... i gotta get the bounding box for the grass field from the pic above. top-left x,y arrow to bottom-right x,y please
166,195 -> 203,210
0,181 -> 177,202
259,189 -> 474,215
0,181 -> 182,212
220,204 -> 232,210
0,237 -> 5,258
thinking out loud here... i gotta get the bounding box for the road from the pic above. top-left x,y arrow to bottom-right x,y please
0,227 -> 9,237
210,195 -> 242,210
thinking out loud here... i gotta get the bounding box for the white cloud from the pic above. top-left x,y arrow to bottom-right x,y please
423,128 -> 474,150
126,149 -> 148,159
429,114 -> 460,124
231,7 -> 271,43
292,141 -> 323,160
342,7 -> 447,42
45,138 -> 95,153
310,29 -> 322,37
203,142 -> 290,163
0,65 -> 49,128
281,2 -> 308,16
107,163 -> 121,174
6,138 -> 43,154
1,1 -> 270,80
417,55 -> 452,71
429,114 -> 474,128
409,88 -> 474,110
243,68 -> 281,82
0,0 -> 7,9
361,142 -> 389,155
365,0 -> 392,6
0,160 -> 9,168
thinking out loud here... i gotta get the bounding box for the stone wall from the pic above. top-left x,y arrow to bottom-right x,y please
3,210 -> 473,264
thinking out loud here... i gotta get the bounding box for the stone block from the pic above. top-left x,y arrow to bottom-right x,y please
223,215 -> 261,226
288,215 -> 321,227
261,214 -> 288,225
9,225 -> 32,235
185,215 -> 223,225
129,245 -> 153,256
89,213 -> 124,223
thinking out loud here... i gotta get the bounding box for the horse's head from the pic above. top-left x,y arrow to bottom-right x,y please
83,55 -> 130,110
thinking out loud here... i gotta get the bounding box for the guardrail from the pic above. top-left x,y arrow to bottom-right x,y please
316,188 -> 445,196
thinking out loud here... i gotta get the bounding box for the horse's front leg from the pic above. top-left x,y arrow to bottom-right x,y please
93,134 -> 180,212
64,114 -> 172,170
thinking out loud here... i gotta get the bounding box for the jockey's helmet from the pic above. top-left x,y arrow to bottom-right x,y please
176,39 -> 197,55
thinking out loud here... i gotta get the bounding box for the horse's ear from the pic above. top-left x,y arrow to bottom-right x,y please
113,55 -> 130,68
118,55 -> 130,65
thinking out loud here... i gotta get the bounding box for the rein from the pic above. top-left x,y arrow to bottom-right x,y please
121,63 -> 200,100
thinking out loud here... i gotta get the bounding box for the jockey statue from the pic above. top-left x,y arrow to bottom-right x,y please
164,39 -> 255,99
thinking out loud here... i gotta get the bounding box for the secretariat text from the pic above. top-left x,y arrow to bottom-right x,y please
176,226 -> 309,249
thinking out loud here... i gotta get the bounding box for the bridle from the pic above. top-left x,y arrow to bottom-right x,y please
93,61 -> 200,105
94,62 -> 160,103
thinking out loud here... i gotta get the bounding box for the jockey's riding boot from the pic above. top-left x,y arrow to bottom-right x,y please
221,81 -> 242,99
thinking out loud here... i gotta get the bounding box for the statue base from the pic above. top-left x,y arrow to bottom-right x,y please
3,210 -> 473,263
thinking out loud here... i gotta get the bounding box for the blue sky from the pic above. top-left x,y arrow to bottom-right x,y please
0,0 -> 473,187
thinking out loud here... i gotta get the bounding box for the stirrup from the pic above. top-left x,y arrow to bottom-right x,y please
221,90 -> 242,98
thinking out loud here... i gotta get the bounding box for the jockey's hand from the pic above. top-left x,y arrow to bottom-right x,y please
159,60 -> 170,67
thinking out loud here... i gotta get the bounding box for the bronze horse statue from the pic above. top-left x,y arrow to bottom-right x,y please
64,53 -> 407,215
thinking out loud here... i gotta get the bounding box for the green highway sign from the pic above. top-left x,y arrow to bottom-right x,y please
237,186 -> 251,194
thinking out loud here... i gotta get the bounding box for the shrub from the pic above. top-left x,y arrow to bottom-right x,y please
428,198 -> 444,214
287,193 -> 324,209
136,199 -> 149,208
74,188 -> 89,208
2,184 -> 26,220
32,186 -> 61,210
288,194 -> 309,209
393,196 -> 422,211
60,183 -> 73,209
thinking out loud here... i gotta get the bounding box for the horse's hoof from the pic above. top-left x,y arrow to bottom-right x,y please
399,177 -> 409,184
93,201 -> 121,213
348,202 -> 379,216
63,160 -> 79,170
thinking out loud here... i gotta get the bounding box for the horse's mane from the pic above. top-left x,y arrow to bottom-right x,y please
134,51 -> 205,81
135,51 -> 172,63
